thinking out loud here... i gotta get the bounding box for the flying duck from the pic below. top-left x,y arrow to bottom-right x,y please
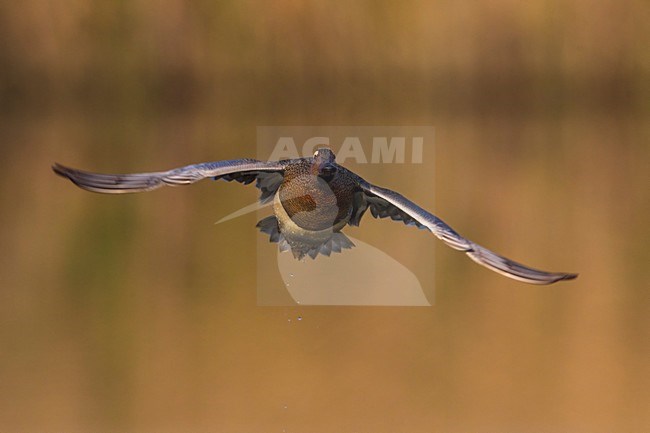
53,148 -> 577,284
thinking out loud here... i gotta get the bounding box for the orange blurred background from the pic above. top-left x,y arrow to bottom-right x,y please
0,1 -> 648,432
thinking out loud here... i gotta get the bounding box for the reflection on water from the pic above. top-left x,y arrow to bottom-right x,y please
0,1 -> 648,432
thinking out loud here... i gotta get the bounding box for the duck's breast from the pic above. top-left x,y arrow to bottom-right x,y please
277,173 -> 354,232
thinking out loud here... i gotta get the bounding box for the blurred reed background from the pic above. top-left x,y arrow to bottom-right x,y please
0,1 -> 648,432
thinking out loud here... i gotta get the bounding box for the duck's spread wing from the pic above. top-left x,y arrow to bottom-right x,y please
53,159 -> 287,199
355,181 -> 578,285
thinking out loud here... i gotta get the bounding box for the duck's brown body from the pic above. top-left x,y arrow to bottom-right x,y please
260,149 -> 358,259
279,158 -> 355,231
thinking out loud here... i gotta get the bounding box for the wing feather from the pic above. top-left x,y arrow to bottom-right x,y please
358,180 -> 577,285
53,159 -> 286,194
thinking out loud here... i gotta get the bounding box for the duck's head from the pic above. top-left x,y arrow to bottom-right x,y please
312,148 -> 338,182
